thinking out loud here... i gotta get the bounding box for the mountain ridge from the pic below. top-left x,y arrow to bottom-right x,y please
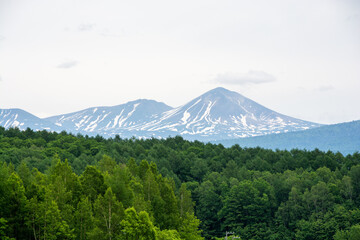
0,108 -> 62,132
0,87 -> 322,140
132,87 -> 321,140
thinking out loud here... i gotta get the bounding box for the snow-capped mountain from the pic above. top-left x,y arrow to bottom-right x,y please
137,87 -> 321,140
0,108 -> 60,131
0,88 -> 322,140
44,99 -> 173,137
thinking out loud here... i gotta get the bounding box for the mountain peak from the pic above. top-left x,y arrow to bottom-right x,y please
209,86 -> 229,92
203,87 -> 237,95
1,88 -> 322,140
199,87 -> 246,101
128,99 -> 160,104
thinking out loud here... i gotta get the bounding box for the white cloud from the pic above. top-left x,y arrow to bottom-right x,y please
57,60 -> 78,69
213,71 -> 276,85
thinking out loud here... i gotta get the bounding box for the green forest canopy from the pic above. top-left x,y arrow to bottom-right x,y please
0,127 -> 359,240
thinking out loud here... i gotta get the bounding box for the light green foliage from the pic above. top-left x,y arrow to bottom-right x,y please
0,218 -> 15,240
127,157 -> 138,176
17,161 -> 32,188
157,177 -> 180,229
334,225 -> 360,240
49,158 -> 81,207
38,197 -> 74,240
120,207 -> 156,240
75,197 -> 94,240
129,179 -> 151,213
105,165 -> 134,208
26,191 -> 74,240
178,213 -> 203,240
91,188 -> 125,240
156,229 -> 182,240
349,225 -> 360,240
334,230 -> 350,240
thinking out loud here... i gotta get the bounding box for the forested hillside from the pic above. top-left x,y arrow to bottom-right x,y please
1,127 -> 360,239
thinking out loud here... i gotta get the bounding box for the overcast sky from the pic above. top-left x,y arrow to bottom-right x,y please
0,0 -> 359,124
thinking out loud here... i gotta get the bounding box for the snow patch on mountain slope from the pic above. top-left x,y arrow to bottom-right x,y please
181,111 -> 190,124
1,88 -> 323,141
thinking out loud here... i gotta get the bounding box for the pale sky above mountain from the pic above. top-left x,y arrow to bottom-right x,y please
0,0 -> 359,124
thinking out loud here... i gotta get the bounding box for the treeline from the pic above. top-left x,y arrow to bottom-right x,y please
0,127 -> 360,239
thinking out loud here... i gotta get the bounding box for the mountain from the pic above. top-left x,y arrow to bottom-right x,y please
216,120 -> 360,155
1,87 -> 322,140
0,108 -> 60,131
44,99 -> 173,138
138,87 -> 321,140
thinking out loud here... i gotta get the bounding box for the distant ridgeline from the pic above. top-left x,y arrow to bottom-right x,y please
3,88 -> 359,155
1,127 -> 360,239
215,120 -> 360,155
0,87 -> 322,141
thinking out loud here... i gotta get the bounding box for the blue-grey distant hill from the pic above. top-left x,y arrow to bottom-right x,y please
215,120 -> 360,155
